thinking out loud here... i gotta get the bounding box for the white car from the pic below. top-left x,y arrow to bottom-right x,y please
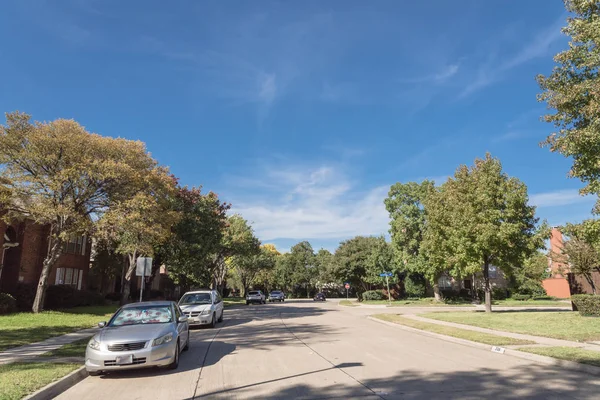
246,290 -> 266,305
178,290 -> 224,328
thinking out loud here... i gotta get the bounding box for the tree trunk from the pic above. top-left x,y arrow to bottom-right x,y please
120,253 -> 137,305
433,283 -> 442,302
32,238 -> 63,313
483,261 -> 492,313
586,274 -> 596,295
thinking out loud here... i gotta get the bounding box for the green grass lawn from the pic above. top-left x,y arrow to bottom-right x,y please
363,298 -> 468,307
223,297 -> 246,307
372,314 -> 534,346
421,311 -> 600,342
494,299 -> 570,307
517,346 -> 600,367
0,362 -> 80,400
40,337 -> 90,358
339,300 -> 359,307
0,305 -> 117,351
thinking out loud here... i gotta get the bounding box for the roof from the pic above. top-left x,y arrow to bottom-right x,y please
182,289 -> 215,294
122,301 -> 174,308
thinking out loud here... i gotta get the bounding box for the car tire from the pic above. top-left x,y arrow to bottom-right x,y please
88,370 -> 102,376
209,313 -> 216,328
218,310 -> 223,323
168,342 -> 180,370
183,332 -> 190,351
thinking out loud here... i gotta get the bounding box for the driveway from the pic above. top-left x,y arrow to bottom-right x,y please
57,300 -> 600,399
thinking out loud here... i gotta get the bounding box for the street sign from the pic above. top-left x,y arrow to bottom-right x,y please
379,272 -> 393,277
344,283 -> 350,289
136,257 -> 152,276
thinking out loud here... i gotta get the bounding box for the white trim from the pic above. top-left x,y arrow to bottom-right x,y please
78,270 -> 83,290
55,268 -> 62,285
81,235 -> 86,256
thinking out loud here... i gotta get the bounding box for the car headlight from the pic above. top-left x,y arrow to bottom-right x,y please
200,309 -> 211,315
88,337 -> 101,350
152,332 -> 174,347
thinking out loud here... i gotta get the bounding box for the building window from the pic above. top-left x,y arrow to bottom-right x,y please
488,265 -> 498,279
62,236 -> 87,255
55,267 -> 83,289
438,275 -> 453,289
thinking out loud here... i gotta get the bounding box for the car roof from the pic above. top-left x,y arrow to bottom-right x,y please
182,290 -> 214,294
122,301 -> 174,308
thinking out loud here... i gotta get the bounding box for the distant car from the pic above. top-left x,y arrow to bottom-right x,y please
268,291 -> 285,302
85,301 -> 189,376
246,290 -> 266,305
314,292 -> 326,301
178,290 -> 224,328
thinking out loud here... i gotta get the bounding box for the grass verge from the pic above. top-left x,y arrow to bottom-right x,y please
372,314 -> 535,346
223,297 -> 246,307
517,346 -> 600,368
494,299 -> 570,307
421,311 -> 600,342
339,300 -> 359,307
40,337 -> 90,358
0,362 -> 80,400
0,305 -> 117,351
363,299 -> 464,306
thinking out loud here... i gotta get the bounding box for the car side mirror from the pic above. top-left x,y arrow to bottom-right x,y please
98,321 -> 106,328
178,315 -> 188,323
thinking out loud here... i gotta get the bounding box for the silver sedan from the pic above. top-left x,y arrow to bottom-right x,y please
85,301 -> 189,375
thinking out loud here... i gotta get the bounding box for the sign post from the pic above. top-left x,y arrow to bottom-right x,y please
379,272 -> 393,304
136,257 -> 153,302
344,282 -> 350,300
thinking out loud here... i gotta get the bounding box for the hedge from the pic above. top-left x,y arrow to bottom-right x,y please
44,285 -> 105,309
404,273 -> 426,298
571,294 -> 600,317
511,294 -> 531,301
362,290 -> 386,301
0,293 -> 17,315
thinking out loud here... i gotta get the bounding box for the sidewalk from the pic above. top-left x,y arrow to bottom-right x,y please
402,314 -> 600,352
0,328 -> 96,365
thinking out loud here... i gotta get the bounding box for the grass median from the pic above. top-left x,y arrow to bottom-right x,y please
421,311 -> 600,342
0,305 -> 117,351
339,300 -> 359,307
40,337 -> 90,358
517,346 -> 600,368
223,297 -> 246,307
0,362 -> 80,400
372,314 -> 535,346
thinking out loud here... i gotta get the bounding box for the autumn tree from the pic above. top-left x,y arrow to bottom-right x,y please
537,1 -> 600,201
0,112 -> 160,312
97,169 -> 179,305
423,154 -> 544,312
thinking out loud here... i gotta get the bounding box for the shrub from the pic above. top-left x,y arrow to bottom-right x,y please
492,287 -> 508,300
361,290 -> 386,301
532,295 -> 555,301
0,293 -> 17,315
105,292 -> 121,302
6,283 -> 37,311
44,285 -> 105,309
571,294 -> 600,317
515,281 -> 547,297
404,273 -> 426,298
511,294 -> 531,301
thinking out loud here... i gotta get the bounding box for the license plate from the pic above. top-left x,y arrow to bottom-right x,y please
190,317 -> 199,322
115,355 -> 133,365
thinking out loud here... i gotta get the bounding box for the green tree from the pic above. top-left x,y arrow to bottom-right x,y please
0,112 -> 160,312
289,241 -> 316,298
423,154 -> 544,312
385,181 -> 441,298
537,1 -> 600,199
314,249 -> 335,292
512,252 -> 549,296
97,170 -> 180,305
226,215 -> 261,296
558,220 -> 600,294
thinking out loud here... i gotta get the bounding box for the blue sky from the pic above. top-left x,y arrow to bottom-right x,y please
0,0 -> 595,252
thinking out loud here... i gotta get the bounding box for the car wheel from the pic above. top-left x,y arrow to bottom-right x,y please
88,370 -> 102,376
209,313 -> 216,328
183,331 -> 190,351
168,342 -> 180,370
218,310 -> 223,323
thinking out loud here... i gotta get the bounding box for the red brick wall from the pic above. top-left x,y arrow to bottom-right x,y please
542,278 -> 571,298
549,228 -> 569,277
18,221 -> 46,284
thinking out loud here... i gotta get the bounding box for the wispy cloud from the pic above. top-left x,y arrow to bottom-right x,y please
226,163 -> 389,241
434,64 -> 460,81
460,17 -> 565,98
529,189 -> 595,208
399,63 -> 460,85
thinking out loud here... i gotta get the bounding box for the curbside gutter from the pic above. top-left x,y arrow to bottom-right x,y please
367,316 -> 600,378
23,366 -> 88,400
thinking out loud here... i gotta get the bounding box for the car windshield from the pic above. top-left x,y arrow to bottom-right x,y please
248,291 -> 259,295
109,306 -> 173,327
180,293 -> 212,305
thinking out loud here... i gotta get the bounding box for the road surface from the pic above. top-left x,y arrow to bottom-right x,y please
57,300 -> 600,399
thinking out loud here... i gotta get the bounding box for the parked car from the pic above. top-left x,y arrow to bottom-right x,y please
85,301 -> 189,376
178,290 -> 224,328
314,292 -> 326,301
268,291 -> 285,302
246,290 -> 266,305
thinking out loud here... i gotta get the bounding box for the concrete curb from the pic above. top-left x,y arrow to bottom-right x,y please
367,316 -> 600,378
23,366 -> 88,400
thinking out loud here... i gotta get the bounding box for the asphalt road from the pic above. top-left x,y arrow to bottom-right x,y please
57,300 -> 600,400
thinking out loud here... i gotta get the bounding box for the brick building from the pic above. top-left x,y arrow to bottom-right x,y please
0,219 -> 92,294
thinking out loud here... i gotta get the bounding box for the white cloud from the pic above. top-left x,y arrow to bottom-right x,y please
258,73 -> 277,105
434,64 -> 460,81
228,164 -> 390,241
529,189 -> 595,208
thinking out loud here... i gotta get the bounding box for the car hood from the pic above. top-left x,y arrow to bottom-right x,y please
98,324 -> 172,343
179,304 -> 212,313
